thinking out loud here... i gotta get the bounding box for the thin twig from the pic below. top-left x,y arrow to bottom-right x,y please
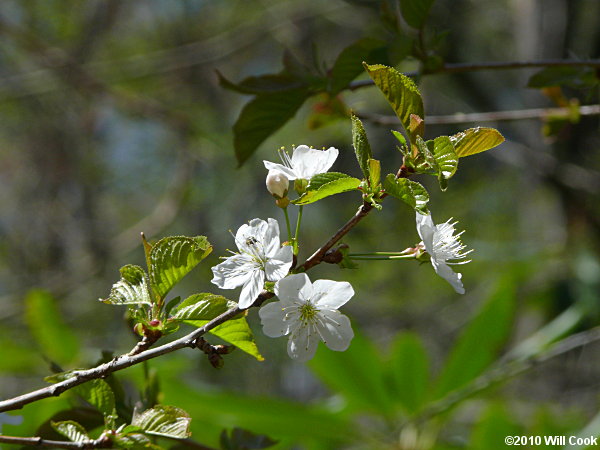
358,104 -> 600,126
0,434 -> 111,449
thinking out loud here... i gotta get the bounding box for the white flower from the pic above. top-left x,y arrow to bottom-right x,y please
265,169 -> 289,199
259,273 -> 355,362
416,212 -> 472,294
263,145 -> 339,181
211,218 -> 293,309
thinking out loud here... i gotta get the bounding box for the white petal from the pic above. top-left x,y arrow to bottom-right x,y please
258,301 -> 290,337
416,212 -> 435,252
316,310 -> 354,351
311,280 -> 354,309
290,145 -> 338,179
287,323 -> 319,362
238,269 -> 265,308
432,259 -> 465,294
263,160 -> 298,180
263,218 -> 281,256
274,273 -> 312,305
265,245 -> 293,281
211,254 -> 253,289
235,218 -> 268,253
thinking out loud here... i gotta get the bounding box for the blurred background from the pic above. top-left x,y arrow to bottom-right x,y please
0,0 -> 599,448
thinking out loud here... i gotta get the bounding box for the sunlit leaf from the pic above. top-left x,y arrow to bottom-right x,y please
112,431 -> 161,450
368,158 -> 381,188
293,172 -> 361,205
383,174 -> 429,214
101,265 -> 152,306
132,405 -> 191,439
51,420 -> 89,443
363,63 -> 424,134
172,293 -> 236,321
149,236 -> 212,300
73,379 -> 116,419
351,114 -> 372,179
399,0 -> 436,28
450,127 -> 505,157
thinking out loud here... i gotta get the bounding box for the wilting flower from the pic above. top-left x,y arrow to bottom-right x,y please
263,145 -> 339,181
259,273 -> 355,362
416,212 -> 471,294
211,218 -> 293,309
265,169 -> 289,199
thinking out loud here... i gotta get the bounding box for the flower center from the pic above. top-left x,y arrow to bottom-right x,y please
432,221 -> 471,263
298,302 -> 318,324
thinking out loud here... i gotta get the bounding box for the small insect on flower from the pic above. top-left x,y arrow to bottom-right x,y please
259,273 -> 355,362
211,218 -> 293,309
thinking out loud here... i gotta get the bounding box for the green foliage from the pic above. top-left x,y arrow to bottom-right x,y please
220,428 -> 278,450
368,158 -> 381,189
25,289 -> 80,364
351,114 -> 372,179
293,172 -> 361,205
383,174 -> 429,214
528,66 -> 599,89
112,430 -> 161,450
470,404 -> 521,450
450,127 -> 505,157
387,332 -> 430,414
399,0 -> 436,28
149,236 -> 212,301
51,420 -> 90,442
73,379 -> 116,420
172,293 -> 236,321
102,265 -> 153,306
433,278 -> 516,399
131,405 -> 192,439
329,38 -> 387,95
363,63 -> 424,136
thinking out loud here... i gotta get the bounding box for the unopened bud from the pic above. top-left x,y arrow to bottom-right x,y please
149,319 -> 161,327
294,178 -> 308,195
266,170 -> 289,199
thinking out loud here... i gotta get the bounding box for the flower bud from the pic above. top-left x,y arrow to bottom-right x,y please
266,170 -> 289,199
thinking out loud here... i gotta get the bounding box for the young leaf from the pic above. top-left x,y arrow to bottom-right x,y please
73,379 -> 116,419
112,431 -> 161,450
399,0 -> 436,28
368,158 -> 381,188
233,88 -> 310,166
149,236 -> 212,300
171,293 -> 236,321
383,174 -> 429,214
351,114 -> 372,179
132,405 -> 191,439
392,130 -> 407,147
101,265 -> 152,306
51,421 -> 90,442
428,136 -> 458,179
293,172 -> 361,205
363,63 -> 424,134
450,127 -> 505,157
329,38 -> 387,94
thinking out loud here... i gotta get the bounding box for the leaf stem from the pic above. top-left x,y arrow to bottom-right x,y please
293,205 -> 303,255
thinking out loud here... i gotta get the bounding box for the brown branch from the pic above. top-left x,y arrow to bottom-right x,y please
0,434 -> 111,449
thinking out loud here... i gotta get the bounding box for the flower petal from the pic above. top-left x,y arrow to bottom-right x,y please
263,218 -> 281,256
316,310 -> 354,351
238,269 -> 265,309
274,273 -> 312,305
235,218 -> 269,253
287,323 -> 319,362
290,145 -> 339,179
263,160 -> 297,180
265,245 -> 293,281
258,301 -> 290,337
416,212 -> 435,252
311,279 -> 354,309
211,254 -> 253,289
431,259 -> 465,294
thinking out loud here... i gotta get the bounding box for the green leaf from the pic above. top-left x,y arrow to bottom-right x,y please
368,158 -> 381,188
132,405 -> 191,439
329,38 -> 387,94
399,0 -> 436,28
73,379 -> 116,419
450,127 -> 505,157
51,421 -> 90,442
388,332 -> 429,413
527,66 -> 599,89
220,427 -> 278,450
351,114 -> 372,179
392,129 -> 407,147
428,136 -> 458,179
470,404 -> 521,450
363,63 -> 424,134
293,172 -> 361,205
433,277 -> 516,399
178,294 -> 264,361
149,236 -> 212,300
217,71 -> 306,94
383,174 -> 429,214
25,289 -> 80,364
101,265 -> 152,306
113,432 -> 161,450
233,88 -> 310,166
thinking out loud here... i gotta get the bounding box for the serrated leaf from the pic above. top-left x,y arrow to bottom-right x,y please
383,174 -> 429,214
351,114 -> 372,179
429,136 -> 458,178
172,293 -> 236,321
113,432 -> 161,450
132,405 -> 191,439
51,421 -> 90,443
450,127 -> 505,157
293,172 -> 361,205
329,38 -> 387,94
149,236 -> 212,300
368,158 -> 381,188
363,63 -> 424,134
102,265 -> 152,306
399,0 -> 436,28
234,88 -> 310,166
73,379 -> 116,419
